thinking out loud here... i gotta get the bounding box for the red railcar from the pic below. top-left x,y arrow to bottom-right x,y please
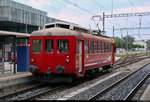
29,23 -> 116,83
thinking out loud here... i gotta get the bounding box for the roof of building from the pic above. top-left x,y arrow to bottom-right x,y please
0,30 -> 30,37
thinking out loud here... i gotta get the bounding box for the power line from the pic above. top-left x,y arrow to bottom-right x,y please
127,0 -> 143,37
114,27 -> 150,31
34,0 -> 60,13
94,0 -> 109,11
132,34 -> 150,36
93,12 -> 150,18
61,0 -> 101,31
62,0 -> 95,15
127,0 -> 140,13
54,0 -> 79,13
111,0 -> 114,15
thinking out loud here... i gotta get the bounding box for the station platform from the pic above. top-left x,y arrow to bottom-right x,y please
140,83 -> 150,100
0,72 -> 34,89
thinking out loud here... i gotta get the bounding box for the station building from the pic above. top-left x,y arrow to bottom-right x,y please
0,0 -> 67,33
0,0 -> 72,74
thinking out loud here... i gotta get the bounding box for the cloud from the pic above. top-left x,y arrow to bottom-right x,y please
113,6 -> 150,14
53,4 -> 93,28
28,0 -> 53,11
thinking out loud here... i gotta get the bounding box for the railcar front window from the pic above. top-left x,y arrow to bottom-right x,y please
32,40 -> 41,53
46,40 -> 53,53
57,40 -> 69,53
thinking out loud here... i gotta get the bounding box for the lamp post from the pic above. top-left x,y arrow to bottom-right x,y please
26,12 -> 28,33
23,11 -> 28,33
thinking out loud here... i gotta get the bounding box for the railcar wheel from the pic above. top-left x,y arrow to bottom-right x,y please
95,68 -> 100,73
102,65 -> 112,73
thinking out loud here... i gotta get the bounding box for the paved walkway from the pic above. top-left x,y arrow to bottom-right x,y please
0,72 -> 33,89
140,83 -> 150,100
0,72 -> 32,81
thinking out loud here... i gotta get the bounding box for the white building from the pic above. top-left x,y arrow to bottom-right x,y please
133,40 -> 147,51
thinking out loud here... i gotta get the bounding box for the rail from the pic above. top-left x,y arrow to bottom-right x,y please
90,63 -> 150,100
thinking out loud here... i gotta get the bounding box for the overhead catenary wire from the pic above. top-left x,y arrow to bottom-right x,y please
127,0 -> 141,13
61,0 -> 105,31
62,0 -> 95,15
59,0 -> 123,34
94,0 -> 109,11
127,0 -> 145,38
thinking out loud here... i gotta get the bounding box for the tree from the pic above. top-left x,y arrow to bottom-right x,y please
133,44 -> 144,48
146,40 -> 150,50
114,37 -> 124,48
123,36 -> 135,50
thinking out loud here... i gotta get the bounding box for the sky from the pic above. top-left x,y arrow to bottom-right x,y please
14,0 -> 150,40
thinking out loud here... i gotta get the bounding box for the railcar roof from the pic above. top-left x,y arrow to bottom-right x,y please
32,28 -> 81,36
31,28 -> 114,43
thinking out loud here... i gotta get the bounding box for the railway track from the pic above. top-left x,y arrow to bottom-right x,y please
90,63 -> 150,100
131,76 -> 150,100
125,74 -> 150,100
1,84 -> 65,101
115,53 -> 150,65
0,84 -> 45,101
0,55 -> 149,101
114,55 -> 150,69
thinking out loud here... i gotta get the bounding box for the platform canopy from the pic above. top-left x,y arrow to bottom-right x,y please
0,30 -> 30,37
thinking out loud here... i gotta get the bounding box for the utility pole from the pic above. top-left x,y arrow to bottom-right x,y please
121,30 -> 124,56
113,26 -> 115,38
138,15 -> 142,38
102,12 -> 105,34
13,36 -> 16,74
126,30 -> 129,54
92,11 -> 150,36
111,0 -> 114,15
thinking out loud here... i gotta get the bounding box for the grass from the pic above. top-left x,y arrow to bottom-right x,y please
116,51 -> 150,62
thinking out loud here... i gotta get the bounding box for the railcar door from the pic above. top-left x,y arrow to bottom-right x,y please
78,40 -> 84,74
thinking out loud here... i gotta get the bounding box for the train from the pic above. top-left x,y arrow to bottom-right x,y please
29,22 -> 116,83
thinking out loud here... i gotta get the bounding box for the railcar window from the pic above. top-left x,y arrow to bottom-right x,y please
46,40 -> 53,53
45,24 -> 55,28
109,43 -> 111,52
108,43 -> 110,52
100,42 -> 102,53
84,41 -> 89,54
57,40 -> 69,53
99,42 -> 101,53
99,42 -> 102,53
110,44 -> 112,52
106,43 -> 108,52
105,43 -> 107,52
32,40 -> 41,53
101,42 -> 104,53
103,42 -> 105,53
106,43 -> 109,52
94,42 -> 97,53
90,41 -> 94,54
76,41 -> 79,54
97,42 -> 100,53
104,42 -> 106,52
